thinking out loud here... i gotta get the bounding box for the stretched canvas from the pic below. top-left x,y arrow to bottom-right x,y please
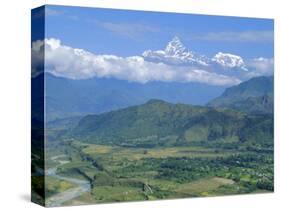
31,5 -> 274,207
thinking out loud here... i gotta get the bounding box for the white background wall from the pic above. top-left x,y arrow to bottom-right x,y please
0,0 -> 280,211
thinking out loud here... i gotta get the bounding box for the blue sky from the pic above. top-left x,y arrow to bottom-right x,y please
31,5 -> 274,86
43,5 -> 274,58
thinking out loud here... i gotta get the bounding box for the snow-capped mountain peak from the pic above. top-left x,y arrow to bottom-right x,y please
142,36 -> 209,66
142,37 -> 250,71
212,52 -> 248,71
164,36 -> 187,56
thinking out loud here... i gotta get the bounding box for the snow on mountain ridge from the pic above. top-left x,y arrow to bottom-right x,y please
142,36 -> 210,66
142,36 -> 251,72
164,36 -> 186,56
212,52 -> 248,71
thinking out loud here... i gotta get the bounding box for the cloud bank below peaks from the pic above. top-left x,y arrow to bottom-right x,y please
31,37 -> 273,86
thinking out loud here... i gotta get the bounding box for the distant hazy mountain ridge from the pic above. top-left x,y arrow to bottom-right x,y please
42,73 -> 225,121
207,76 -> 273,114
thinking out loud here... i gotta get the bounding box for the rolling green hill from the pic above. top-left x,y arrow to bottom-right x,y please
71,99 -> 273,149
207,76 -> 273,114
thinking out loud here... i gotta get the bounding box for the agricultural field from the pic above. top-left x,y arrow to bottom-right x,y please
44,138 -> 273,206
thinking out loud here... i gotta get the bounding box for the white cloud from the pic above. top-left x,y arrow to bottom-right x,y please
32,38 -> 242,86
31,40 -> 44,77
245,57 -> 274,77
192,30 -> 273,43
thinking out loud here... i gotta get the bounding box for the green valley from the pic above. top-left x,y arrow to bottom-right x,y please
43,96 -> 273,205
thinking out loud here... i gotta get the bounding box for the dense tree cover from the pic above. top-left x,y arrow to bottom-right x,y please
70,100 -> 273,150
112,153 -> 273,192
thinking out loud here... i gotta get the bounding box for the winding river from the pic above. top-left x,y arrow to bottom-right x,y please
45,155 -> 91,207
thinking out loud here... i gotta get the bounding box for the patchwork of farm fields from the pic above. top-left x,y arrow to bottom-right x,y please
43,140 -> 273,206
